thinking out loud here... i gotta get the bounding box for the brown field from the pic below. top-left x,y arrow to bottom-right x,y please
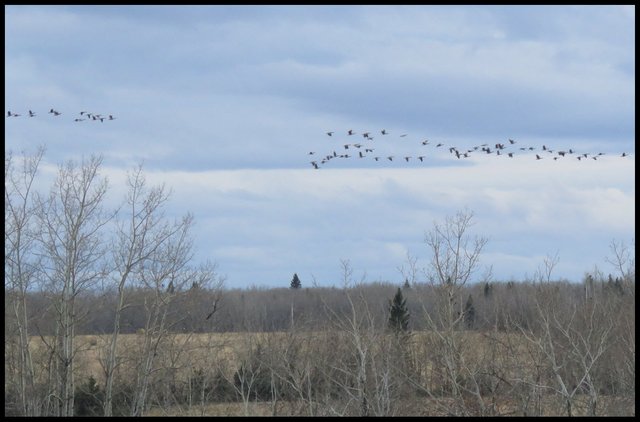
13,331 -> 634,416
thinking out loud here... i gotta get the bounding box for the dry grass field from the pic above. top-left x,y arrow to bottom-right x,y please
13,330 -> 633,416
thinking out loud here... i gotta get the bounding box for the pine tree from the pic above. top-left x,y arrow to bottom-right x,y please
388,287 -> 410,334
464,294 -> 476,329
290,273 -> 301,289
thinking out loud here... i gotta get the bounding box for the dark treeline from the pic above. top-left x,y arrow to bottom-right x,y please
7,274 -> 631,336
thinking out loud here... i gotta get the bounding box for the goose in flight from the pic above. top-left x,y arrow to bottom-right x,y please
311,161 -> 319,169
381,129 -> 388,135
422,140 -> 429,145
535,154 -> 542,160
417,156 -> 425,162
348,129 -> 355,135
28,110 -> 36,117
509,139 -> 515,144
621,152 -> 627,157
327,131 -> 334,136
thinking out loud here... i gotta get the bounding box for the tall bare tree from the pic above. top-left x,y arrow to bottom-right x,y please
102,163 -> 184,416
418,208 -> 489,415
5,146 -> 46,415
33,154 -> 112,416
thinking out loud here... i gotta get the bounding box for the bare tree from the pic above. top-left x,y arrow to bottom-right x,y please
102,164 -> 184,416
534,250 -> 560,284
514,284 -> 613,416
418,208 -> 489,415
397,251 -> 419,287
33,154 -> 112,416
605,239 -> 635,283
129,214 -> 221,416
5,146 -> 46,415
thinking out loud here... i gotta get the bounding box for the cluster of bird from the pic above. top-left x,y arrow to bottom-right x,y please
6,108 -> 116,122
308,129 -> 631,169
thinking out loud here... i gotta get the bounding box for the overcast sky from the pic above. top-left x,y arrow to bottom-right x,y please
5,5 -> 635,289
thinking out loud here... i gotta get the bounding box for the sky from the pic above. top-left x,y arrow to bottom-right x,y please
5,5 -> 635,289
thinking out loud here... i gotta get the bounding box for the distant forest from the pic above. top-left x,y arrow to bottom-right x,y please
5,275 -> 632,336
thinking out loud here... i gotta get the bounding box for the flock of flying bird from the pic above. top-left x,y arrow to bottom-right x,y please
309,129 -> 631,169
6,108 -> 116,122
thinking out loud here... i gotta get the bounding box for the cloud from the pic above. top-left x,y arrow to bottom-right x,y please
5,5 -> 635,288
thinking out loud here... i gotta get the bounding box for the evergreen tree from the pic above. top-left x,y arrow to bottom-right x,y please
464,294 -> 476,329
403,278 -> 411,289
290,273 -> 301,289
388,287 -> 410,334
